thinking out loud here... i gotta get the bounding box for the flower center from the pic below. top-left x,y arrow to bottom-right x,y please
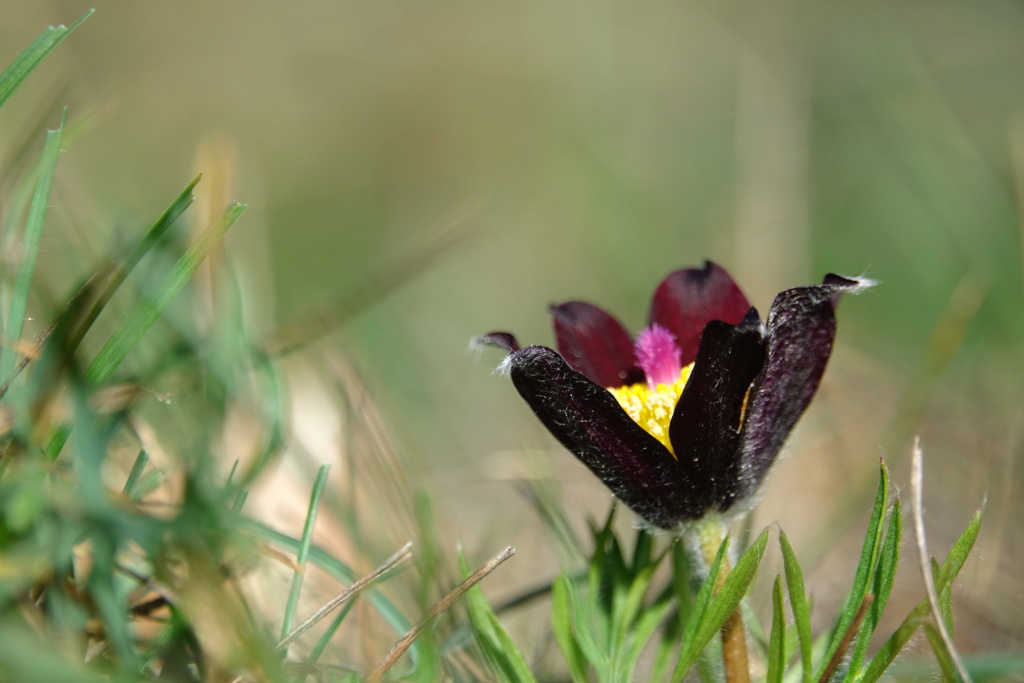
607,363 -> 694,457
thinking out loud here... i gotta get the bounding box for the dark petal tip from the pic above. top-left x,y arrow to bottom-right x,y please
823,273 -> 877,295
736,275 -> 867,498
506,345 -> 702,528
474,332 -> 521,353
550,301 -> 643,387
649,261 -> 751,366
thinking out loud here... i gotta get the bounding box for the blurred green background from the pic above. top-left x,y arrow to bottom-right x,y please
3,0 -> 1022,660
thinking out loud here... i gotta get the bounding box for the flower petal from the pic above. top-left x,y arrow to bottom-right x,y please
668,310 -> 767,515
649,262 -> 751,366
736,274 -> 871,498
550,302 -> 643,387
504,344 -> 699,528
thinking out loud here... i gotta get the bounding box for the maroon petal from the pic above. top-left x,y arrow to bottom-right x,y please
551,302 -> 643,388
649,262 -> 751,366
736,274 -> 871,498
475,332 -> 521,353
668,310 -> 767,514
504,345 -> 700,529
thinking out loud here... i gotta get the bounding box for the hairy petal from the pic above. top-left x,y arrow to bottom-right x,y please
551,301 -> 643,387
736,274 -> 872,498
649,262 -> 751,366
505,345 -> 695,529
668,310 -> 767,516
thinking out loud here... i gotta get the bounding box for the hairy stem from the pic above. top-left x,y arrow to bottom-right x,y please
691,516 -> 750,683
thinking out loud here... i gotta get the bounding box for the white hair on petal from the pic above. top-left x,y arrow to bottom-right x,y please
495,354 -> 514,377
845,268 -> 880,293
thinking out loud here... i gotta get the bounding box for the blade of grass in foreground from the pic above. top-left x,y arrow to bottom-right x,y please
814,461 -> 890,682
779,531 -> 813,683
459,551 -> 538,683
672,528 -> 770,682
0,177 -> 199,401
0,11 -> 92,111
281,464 -> 331,641
858,509 -> 982,683
0,110 -> 65,385
44,201 -> 246,458
65,175 -> 201,352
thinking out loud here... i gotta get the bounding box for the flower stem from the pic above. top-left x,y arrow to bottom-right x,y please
690,516 -> 750,683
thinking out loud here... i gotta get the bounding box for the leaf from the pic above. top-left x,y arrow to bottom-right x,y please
1,111 -> 65,384
281,464 -> 331,640
460,554 -> 538,683
848,497 -> 903,674
922,623 -> 959,683
815,461 -> 889,682
780,530 -> 813,683
44,201 -> 246,458
672,528 -> 770,682
552,574 -> 590,683
767,576 -> 786,683
859,508 -> 983,683
0,11 -> 92,110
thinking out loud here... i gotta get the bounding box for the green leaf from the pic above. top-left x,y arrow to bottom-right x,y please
849,497 -> 903,674
459,554 -> 538,683
122,449 -> 150,499
1,110 -> 65,384
0,11 -> 92,110
815,461 -> 889,682
672,534 -> 730,683
281,464 -> 331,640
240,519 -> 415,664
767,576 -> 786,683
45,200 -> 246,458
935,509 -> 981,591
64,175 -> 201,354
779,531 -> 813,683
922,622 -> 959,683
552,574 -> 590,683
859,508 -> 982,683
672,528 -> 770,682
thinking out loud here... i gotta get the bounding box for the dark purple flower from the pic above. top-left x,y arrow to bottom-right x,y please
478,262 -> 871,531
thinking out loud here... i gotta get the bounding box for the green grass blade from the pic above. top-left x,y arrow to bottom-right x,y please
859,508 -> 982,683
923,622 -> 960,683
84,200 -> 246,386
815,461 -> 889,682
671,535 -> 730,683
0,11 -> 92,110
0,623 -> 112,683
848,498 -> 903,675
281,464 -> 331,640
44,200 -> 245,458
298,599 -> 356,681
780,531 -> 813,683
65,176 -> 201,352
767,576 -> 786,683
1,110 -> 66,384
122,449 -> 150,499
935,509 -> 981,590
459,553 -> 538,683
551,574 -> 589,683
238,519 -> 416,662
673,528 -> 769,682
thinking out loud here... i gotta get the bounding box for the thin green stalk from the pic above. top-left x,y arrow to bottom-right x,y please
281,464 -> 331,640
1,110 -> 65,384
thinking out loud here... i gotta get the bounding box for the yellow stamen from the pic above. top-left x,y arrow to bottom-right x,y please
607,364 -> 694,458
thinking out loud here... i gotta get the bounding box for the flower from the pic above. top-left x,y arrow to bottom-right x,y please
477,262 -> 871,531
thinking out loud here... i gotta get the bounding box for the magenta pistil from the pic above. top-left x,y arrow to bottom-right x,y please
634,324 -> 683,389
